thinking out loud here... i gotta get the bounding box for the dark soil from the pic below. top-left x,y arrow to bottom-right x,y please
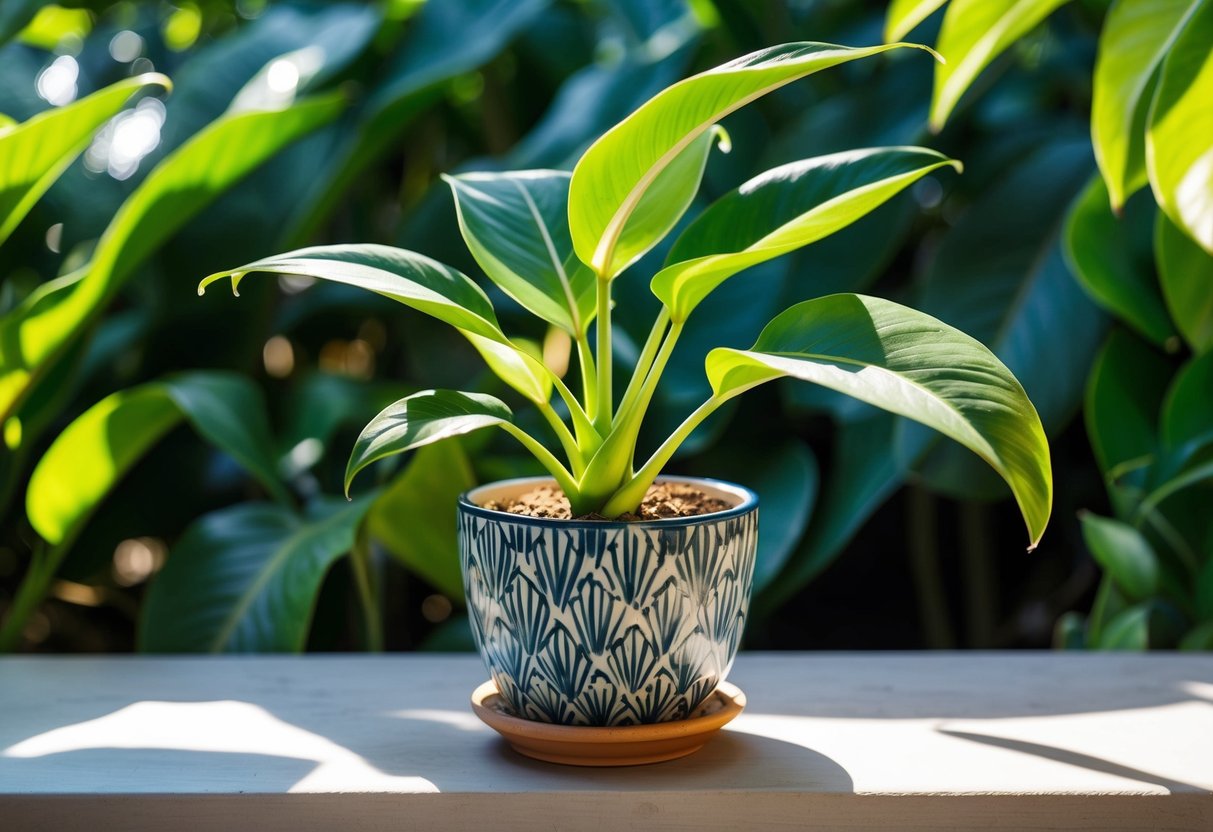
483,482 -> 732,521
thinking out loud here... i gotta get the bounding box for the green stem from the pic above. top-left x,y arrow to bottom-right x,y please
349,526 -> 383,652
500,423 -> 581,500
538,400 -> 585,477
576,331 -> 597,422
616,308 -> 670,420
594,278 -> 612,433
550,371 -> 601,456
0,543 -> 58,652
601,393 -> 729,516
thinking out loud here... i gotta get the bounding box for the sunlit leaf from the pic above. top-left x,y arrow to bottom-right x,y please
885,0 -> 950,41
569,40 -> 936,278
654,147 -> 959,320
140,495 -> 376,652
706,293 -> 1052,547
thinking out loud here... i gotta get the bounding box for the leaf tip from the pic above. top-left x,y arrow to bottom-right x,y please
896,42 -> 945,65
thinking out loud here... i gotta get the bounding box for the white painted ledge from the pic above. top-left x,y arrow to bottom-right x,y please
1,653 -> 1210,830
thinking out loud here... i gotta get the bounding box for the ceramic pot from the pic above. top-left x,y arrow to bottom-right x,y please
458,476 -> 759,726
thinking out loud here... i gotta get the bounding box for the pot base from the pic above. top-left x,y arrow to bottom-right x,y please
470,680 -> 746,766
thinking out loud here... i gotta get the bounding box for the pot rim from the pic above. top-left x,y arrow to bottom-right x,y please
458,475 -> 759,527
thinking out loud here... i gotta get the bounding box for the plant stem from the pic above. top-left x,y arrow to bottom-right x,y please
616,307 -> 670,420
550,371 -> 600,455
500,423 -> 581,499
349,525 -> 383,652
601,393 -> 728,516
538,400 -> 585,477
594,277 -> 612,433
576,331 -> 597,421
0,543 -> 57,652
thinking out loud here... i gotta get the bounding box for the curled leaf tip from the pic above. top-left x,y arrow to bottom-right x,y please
711,124 -> 732,154
949,159 -> 965,174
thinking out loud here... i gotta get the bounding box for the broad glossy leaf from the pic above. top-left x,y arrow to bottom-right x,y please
653,147 -> 960,320
465,332 -> 553,405
885,0 -> 950,41
1081,513 -> 1160,600
1157,212 -> 1213,353
1065,177 -> 1174,347
1161,351 -> 1213,455
26,373 -> 286,547
200,244 -> 505,344
706,293 -> 1052,547
345,390 -> 512,494
569,40 -> 935,278
368,440 -> 475,599
1091,0 -> 1201,209
1084,329 -> 1170,479
930,0 -> 1069,130
0,95 -> 346,426
0,73 -> 169,246
1147,0 -> 1213,253
140,496 -> 375,652
445,170 -> 596,335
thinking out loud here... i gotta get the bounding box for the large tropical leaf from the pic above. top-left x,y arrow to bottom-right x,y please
444,170 -> 596,335
344,389 -> 512,494
929,0 -> 1069,130
706,293 -> 1052,547
885,0 -> 950,41
139,496 -> 376,652
200,244 -> 505,343
1091,0 -> 1202,210
0,73 -> 169,246
653,147 -> 960,320
568,40 -> 935,278
1065,177 -> 1174,348
1146,0 -> 1213,253
367,440 -> 475,600
26,373 -> 286,549
0,95 -> 346,427
1157,211 -> 1213,353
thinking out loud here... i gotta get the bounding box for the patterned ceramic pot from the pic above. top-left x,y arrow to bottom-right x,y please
458,476 -> 759,726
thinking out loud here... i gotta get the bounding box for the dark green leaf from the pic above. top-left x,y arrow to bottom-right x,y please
1157,211 -> 1213,353
1084,329 -> 1170,479
1080,512 -> 1160,600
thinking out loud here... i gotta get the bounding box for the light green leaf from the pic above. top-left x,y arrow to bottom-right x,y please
1084,329 -> 1170,479
200,243 -> 506,343
26,372 -> 287,547
654,147 -> 960,320
345,389 -> 512,495
1091,0 -> 1201,210
706,293 -> 1052,547
1065,177 -> 1174,347
1157,211 -> 1213,353
465,332 -> 553,405
368,440 -> 474,600
569,40 -> 936,278
930,0 -> 1069,130
0,95 -> 346,427
1080,512 -> 1160,600
885,0 -> 950,41
444,170 -> 596,335
1147,0 -> 1213,253
0,73 -> 170,246
140,496 -> 376,652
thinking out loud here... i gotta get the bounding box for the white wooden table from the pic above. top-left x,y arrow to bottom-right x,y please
1,653 -> 1210,830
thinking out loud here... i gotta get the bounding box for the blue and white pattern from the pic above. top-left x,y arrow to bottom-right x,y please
459,477 -> 758,726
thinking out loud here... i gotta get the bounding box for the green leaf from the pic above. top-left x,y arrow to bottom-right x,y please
1147,0 -> 1213,253
929,0 -> 1069,130
368,440 -> 475,600
0,95 -> 346,427
569,40 -> 936,278
1180,620 -> 1213,650
0,1 -> 40,45
1080,512 -> 1160,600
140,496 -> 376,652
1161,351 -> 1213,455
885,0 -> 950,41
0,73 -> 170,246
200,243 -> 506,343
26,372 -> 286,548
1091,0 -> 1201,210
654,147 -> 960,320
1065,177 -> 1175,347
1084,329 -> 1170,479
464,333 -> 553,406
706,293 -> 1052,547
444,170 -> 596,335
1196,558 -> 1213,620
1157,211 -> 1213,353
1099,603 -> 1151,649
345,389 -> 512,495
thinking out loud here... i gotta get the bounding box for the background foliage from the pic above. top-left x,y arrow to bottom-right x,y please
1,0 -> 1209,653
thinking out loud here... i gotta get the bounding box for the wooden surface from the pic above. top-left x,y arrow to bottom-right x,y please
1,653 -> 1210,830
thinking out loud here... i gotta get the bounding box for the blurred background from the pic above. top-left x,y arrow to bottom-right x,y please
2,0 -> 1209,655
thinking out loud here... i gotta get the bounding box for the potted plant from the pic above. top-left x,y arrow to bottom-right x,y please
200,41 -> 1051,743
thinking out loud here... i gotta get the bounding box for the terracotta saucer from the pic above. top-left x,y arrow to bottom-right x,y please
470,680 -> 746,766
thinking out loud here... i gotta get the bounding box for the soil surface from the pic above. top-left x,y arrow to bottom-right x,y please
483,482 -> 732,521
